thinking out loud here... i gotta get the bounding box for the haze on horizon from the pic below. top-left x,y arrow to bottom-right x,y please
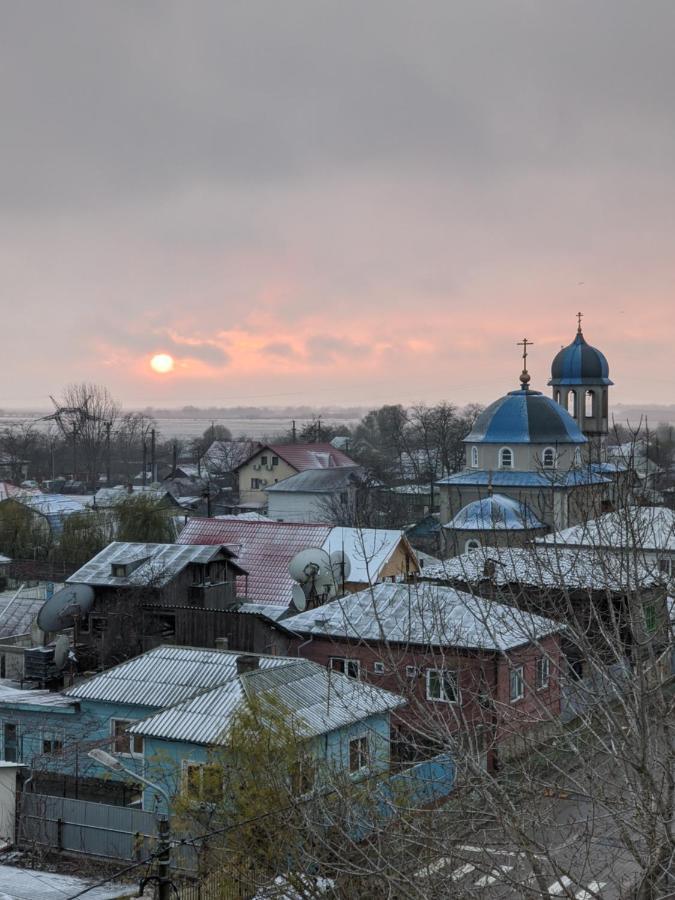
1,1 -> 674,411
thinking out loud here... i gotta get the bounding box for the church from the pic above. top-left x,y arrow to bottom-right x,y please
437,317 -> 622,556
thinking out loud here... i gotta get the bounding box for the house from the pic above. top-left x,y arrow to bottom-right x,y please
57,541 -> 247,666
264,465 -> 368,523
0,645 -> 293,804
0,582 -> 58,681
285,582 -> 564,767
177,518 -> 420,605
235,443 -> 356,508
129,657 -> 405,811
0,492 -> 87,542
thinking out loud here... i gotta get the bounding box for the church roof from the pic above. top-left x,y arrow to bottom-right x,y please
445,494 -> 546,532
464,389 -> 586,445
437,469 -> 610,489
549,330 -> 612,386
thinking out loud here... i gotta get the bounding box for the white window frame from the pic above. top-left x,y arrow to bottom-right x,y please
426,668 -> 459,704
111,719 -> 144,757
329,657 -> 360,679
574,447 -> 582,467
373,661 -> 385,675
182,761 -> 223,803
470,446 -> 478,468
509,666 -> 525,703
465,539 -> 480,553
498,447 -> 514,469
535,656 -> 550,690
348,734 -> 369,773
542,447 -> 556,469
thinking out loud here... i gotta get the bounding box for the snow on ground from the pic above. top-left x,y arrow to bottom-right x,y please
0,863 -> 136,900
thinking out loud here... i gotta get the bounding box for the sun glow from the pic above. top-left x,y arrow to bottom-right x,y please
150,353 -> 175,374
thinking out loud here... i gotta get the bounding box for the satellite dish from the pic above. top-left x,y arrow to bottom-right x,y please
53,635 -> 70,670
288,548 -> 331,584
330,550 -> 352,583
37,584 -> 95,633
291,584 -> 307,612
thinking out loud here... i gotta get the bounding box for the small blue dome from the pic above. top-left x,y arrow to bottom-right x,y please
446,494 -> 546,532
549,330 -> 613,386
465,389 -> 586,445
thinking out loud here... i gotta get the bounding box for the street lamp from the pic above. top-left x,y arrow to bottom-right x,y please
88,748 -> 172,899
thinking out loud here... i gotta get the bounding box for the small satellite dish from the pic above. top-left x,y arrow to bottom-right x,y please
288,548 -> 331,584
53,635 -> 70,670
330,550 -> 352,583
291,584 -> 307,612
37,584 -> 95,633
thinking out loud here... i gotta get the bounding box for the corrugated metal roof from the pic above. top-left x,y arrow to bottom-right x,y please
420,545 -> 660,591
436,469 -> 610,488
64,645 -> 292,708
67,541 -> 245,588
0,586 -> 57,637
285,582 -> 562,651
178,520 -> 333,605
129,659 -> 404,744
265,466 -> 365,494
0,683 -> 77,709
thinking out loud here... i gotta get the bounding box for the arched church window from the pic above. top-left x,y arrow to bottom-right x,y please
567,390 -> 577,416
471,447 -> 478,468
555,390 -> 561,405
465,539 -> 481,553
585,390 -> 594,417
499,447 -> 513,469
574,447 -> 582,467
542,447 -> 556,469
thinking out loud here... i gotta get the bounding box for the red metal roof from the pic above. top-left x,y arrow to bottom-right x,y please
177,519 -> 333,606
237,443 -> 355,473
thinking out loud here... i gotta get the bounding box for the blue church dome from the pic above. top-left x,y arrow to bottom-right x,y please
549,330 -> 612,387
465,388 -> 586,445
446,494 -> 546,532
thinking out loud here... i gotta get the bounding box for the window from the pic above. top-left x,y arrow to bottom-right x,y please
329,657 -> 360,679
111,563 -> 127,578
111,720 -> 144,756
349,735 -> 369,773
470,446 -> 478,468
42,730 -> 64,755
567,390 -> 577,416
373,661 -> 385,675
183,763 -> 223,803
509,666 -> 524,702
3,723 -> 18,762
535,657 -> 550,690
658,558 -> 673,577
499,447 -> 513,469
465,539 -> 480,553
272,456 -> 279,466
405,665 -> 418,679
574,447 -> 582,467
260,455 -> 268,465
426,668 -> 459,704
250,478 -> 262,489
644,604 -> 657,633
585,390 -> 594,418
542,448 -> 556,469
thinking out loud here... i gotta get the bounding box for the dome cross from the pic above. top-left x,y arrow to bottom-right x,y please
517,337 -> 533,387
577,311 -> 584,333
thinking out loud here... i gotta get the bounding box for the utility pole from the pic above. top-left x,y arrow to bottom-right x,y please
72,422 -> 77,480
105,421 -> 112,485
172,441 -> 178,474
317,416 -> 322,442
150,428 -> 157,483
142,441 -> 147,487
291,420 -> 297,443
156,816 -> 171,900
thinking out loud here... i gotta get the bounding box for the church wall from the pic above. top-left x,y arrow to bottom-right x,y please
466,442 -> 579,474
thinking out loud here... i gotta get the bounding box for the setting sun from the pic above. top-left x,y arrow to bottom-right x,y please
150,353 -> 175,374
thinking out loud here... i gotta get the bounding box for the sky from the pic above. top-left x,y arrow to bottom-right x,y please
1,1 -> 674,410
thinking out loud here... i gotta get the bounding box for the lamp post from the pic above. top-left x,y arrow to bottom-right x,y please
88,748 -> 172,900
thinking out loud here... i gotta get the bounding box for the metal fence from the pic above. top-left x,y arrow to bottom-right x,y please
20,792 -> 159,862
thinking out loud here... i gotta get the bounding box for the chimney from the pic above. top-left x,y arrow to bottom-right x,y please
236,654 -> 259,675
215,637 -> 229,651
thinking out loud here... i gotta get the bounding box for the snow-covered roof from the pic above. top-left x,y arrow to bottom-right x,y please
285,582 -> 562,651
539,507 -> 675,553
446,494 -> 546,532
265,466 -> 365,494
129,659 -> 404,745
322,527 -> 419,583
437,469 -> 610,489
421,545 -> 661,591
67,541 -> 244,588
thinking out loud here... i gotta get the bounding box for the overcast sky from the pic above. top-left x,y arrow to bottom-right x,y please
2,1 -> 674,409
